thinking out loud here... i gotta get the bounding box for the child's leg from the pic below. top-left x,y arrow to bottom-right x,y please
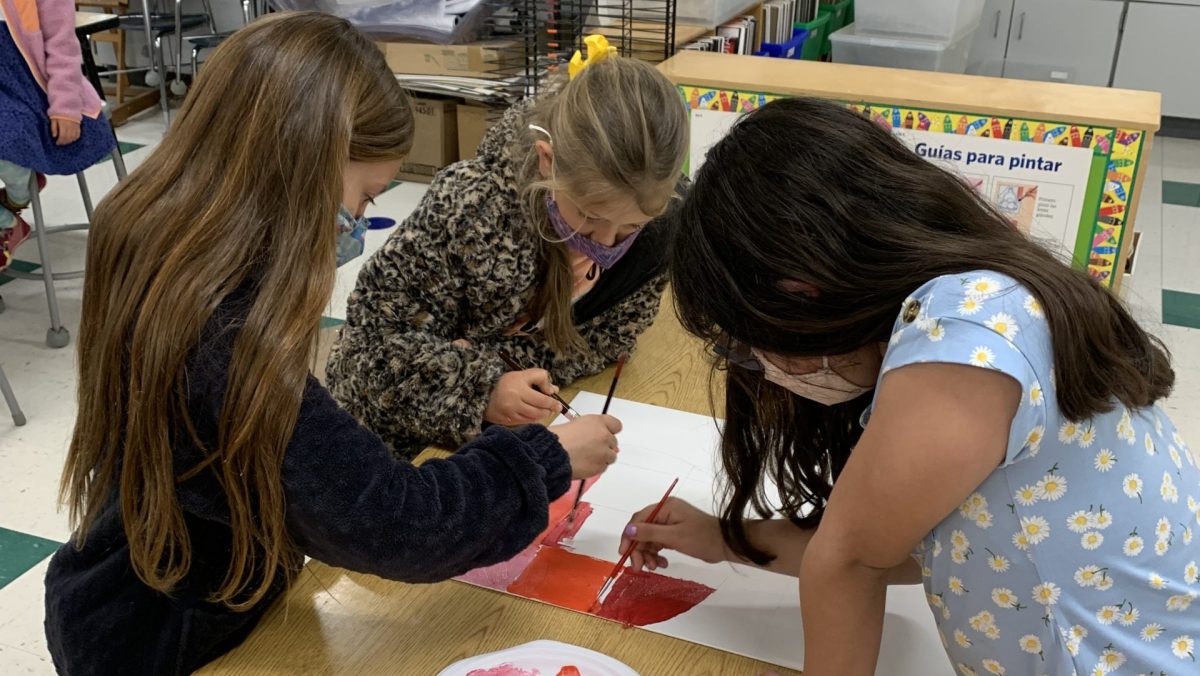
0,160 -> 34,217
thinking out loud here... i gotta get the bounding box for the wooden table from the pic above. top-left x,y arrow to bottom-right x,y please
202,292 -> 795,675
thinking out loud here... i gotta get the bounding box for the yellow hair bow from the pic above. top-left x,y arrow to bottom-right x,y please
568,34 -> 617,80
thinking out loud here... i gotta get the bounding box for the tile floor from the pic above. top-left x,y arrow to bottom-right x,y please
1,111 -> 1198,672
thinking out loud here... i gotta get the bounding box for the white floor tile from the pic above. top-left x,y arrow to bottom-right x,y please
1160,136 -> 1200,184
0,560 -> 52,664
1161,204 -> 1200,294
0,644 -> 54,675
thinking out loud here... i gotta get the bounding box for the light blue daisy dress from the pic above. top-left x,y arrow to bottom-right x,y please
873,271 -> 1199,676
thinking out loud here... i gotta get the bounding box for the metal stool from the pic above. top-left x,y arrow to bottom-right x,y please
184,1 -> 264,78
4,106 -> 128,348
0,365 -> 25,426
119,0 -> 216,127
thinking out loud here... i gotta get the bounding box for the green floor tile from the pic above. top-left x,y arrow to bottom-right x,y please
0,259 -> 41,287
1163,289 -> 1200,330
320,316 -> 345,329
0,527 -> 60,590
92,141 -> 144,168
1163,181 -> 1200,208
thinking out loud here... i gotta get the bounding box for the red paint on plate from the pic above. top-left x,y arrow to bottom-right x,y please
596,569 -> 715,626
556,667 -> 581,676
507,547 -> 612,612
466,664 -> 538,676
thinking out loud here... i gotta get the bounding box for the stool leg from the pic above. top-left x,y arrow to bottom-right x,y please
77,174 -> 94,223
112,144 -> 128,180
0,365 -> 25,426
155,34 -> 171,128
28,177 -> 69,349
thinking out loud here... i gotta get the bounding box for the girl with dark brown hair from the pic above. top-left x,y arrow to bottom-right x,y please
620,98 -> 1194,675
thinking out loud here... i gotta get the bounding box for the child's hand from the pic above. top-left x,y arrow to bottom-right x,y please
619,497 -> 729,571
484,368 -> 562,425
549,414 -> 621,479
51,119 -> 81,146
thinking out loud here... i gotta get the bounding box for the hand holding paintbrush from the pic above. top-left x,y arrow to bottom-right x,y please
567,353 -> 627,525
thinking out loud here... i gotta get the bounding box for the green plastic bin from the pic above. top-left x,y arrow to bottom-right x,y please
818,0 -> 853,57
794,12 -> 831,61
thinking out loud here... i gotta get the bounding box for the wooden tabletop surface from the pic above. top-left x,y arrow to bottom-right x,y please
75,11 -> 121,32
201,291 -> 796,675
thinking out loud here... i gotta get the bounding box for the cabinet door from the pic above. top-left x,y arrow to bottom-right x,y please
1114,2 -> 1200,118
967,0 -> 1014,77
1003,0 -> 1123,86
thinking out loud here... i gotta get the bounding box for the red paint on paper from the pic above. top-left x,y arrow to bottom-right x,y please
541,502 -> 593,546
455,543 -> 539,591
596,569 -> 715,627
506,547 -> 612,612
466,664 -> 539,676
537,476 -> 601,542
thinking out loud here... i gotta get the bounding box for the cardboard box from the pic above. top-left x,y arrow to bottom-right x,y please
398,97 -> 458,182
456,104 -> 498,160
376,40 -> 513,78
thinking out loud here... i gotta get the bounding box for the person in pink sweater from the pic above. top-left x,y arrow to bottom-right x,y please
0,0 -> 115,271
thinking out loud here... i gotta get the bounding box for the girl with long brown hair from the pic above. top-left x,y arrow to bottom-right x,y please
325,39 -> 689,455
46,12 -> 620,675
619,98 -> 1195,675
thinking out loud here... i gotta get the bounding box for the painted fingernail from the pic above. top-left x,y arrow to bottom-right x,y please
623,524 -> 637,538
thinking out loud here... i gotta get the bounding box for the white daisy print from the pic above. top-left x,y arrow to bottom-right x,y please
1145,433 -> 1156,455
1012,532 -> 1031,551
1035,474 -> 1067,501
966,276 -> 1002,298
1025,426 -> 1044,454
1019,634 -> 1041,654
1096,576 -> 1114,591
991,588 -> 1018,609
1092,510 -> 1113,530
1157,517 -> 1172,538
981,659 -> 1005,675
1078,426 -> 1097,448
1094,449 -> 1116,472
1081,531 -> 1104,550
1071,625 -> 1088,640
1123,535 -> 1144,556
1023,294 -> 1044,318
932,540 -> 943,558
1014,485 -> 1039,506
957,664 -> 978,676
1184,561 -> 1198,584
1172,635 -> 1194,660
1149,572 -> 1167,590
1141,623 -> 1164,642
1029,384 -> 1044,406
1097,605 -> 1121,625
1123,474 -> 1143,500
1156,539 -> 1171,556
1185,526 -> 1194,546
1166,593 -> 1195,612
1074,565 -> 1102,587
974,511 -> 994,529
1162,472 -> 1180,503
1059,421 -> 1082,443
985,312 -> 1019,340
1119,607 -> 1140,626
984,626 -> 1000,641
1021,516 -> 1051,544
927,593 -> 944,608
951,530 -> 969,549
926,320 -> 946,342
1067,511 -> 1094,533
942,605 -> 951,621
1170,446 -> 1183,469
948,576 -> 967,595
969,345 -> 996,368
1032,582 -> 1061,606
988,553 -> 1010,573
954,629 -> 972,648
1155,415 -> 1164,436
951,549 -> 968,564
957,296 -> 983,316
969,610 -> 996,632
1098,649 -> 1126,672
890,328 -> 906,346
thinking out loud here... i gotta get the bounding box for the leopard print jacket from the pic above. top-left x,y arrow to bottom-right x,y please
326,99 -> 680,452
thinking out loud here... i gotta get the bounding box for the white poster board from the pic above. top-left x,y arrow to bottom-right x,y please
556,392 -> 952,675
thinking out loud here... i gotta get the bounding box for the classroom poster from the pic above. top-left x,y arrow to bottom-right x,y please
678,85 -> 1146,288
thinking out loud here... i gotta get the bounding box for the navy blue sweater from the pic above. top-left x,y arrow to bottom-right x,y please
43,304 -> 573,675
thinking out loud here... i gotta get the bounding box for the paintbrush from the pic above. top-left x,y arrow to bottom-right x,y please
496,350 -> 579,419
589,477 -> 680,613
567,353 -> 627,526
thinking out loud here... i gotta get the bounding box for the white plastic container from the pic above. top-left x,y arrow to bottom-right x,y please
673,0 -> 752,27
829,23 -> 974,74
854,0 -> 985,41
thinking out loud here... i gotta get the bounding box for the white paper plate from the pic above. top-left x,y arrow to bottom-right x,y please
436,640 -> 640,676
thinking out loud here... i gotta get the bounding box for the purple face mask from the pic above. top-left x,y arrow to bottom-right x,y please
545,195 -> 639,270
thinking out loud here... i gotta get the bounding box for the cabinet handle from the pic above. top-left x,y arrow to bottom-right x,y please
1017,11 -> 1025,40
993,10 -> 1001,38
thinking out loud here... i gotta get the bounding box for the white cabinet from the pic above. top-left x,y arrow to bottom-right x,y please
966,0 -> 1123,87
1113,2 -> 1200,118
967,0 -> 1014,77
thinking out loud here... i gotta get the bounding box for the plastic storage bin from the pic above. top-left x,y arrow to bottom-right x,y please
817,0 -> 853,56
676,0 -> 753,27
794,12 -> 830,61
853,0 -> 983,41
756,27 -> 810,59
829,22 -> 973,73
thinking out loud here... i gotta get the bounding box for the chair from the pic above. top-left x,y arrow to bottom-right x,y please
118,0 -> 216,126
3,105 -> 128,348
75,0 -> 132,104
184,0 -> 264,78
0,364 -> 25,427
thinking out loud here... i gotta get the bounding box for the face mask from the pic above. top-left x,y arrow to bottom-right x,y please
335,204 -> 368,266
751,348 -> 871,406
545,195 -> 639,270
